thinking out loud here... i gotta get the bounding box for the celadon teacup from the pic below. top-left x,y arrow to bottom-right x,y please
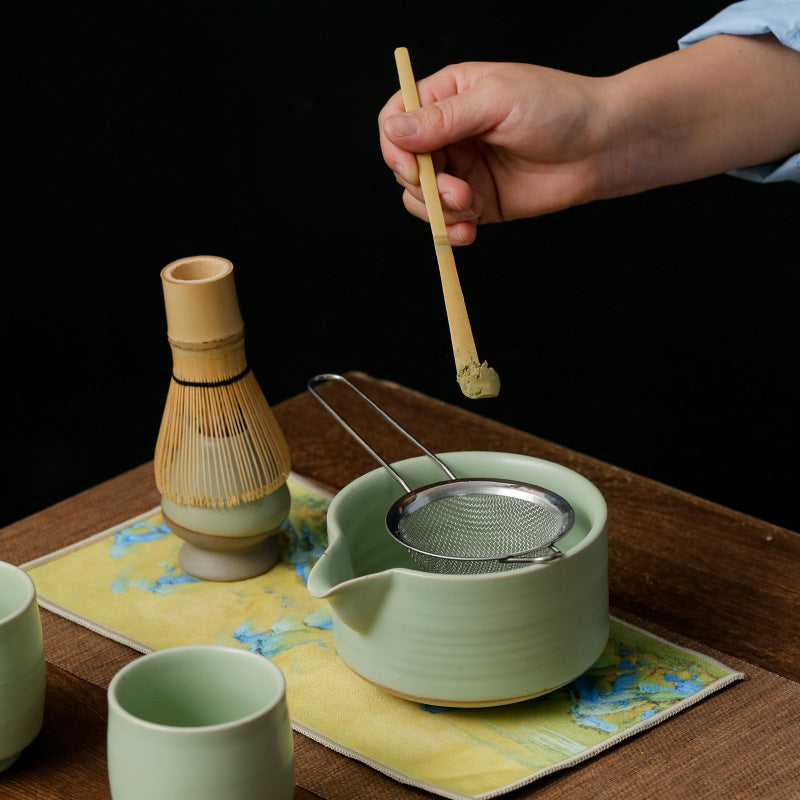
107,645 -> 294,800
0,561 -> 46,772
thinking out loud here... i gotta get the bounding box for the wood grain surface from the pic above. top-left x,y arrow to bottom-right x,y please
1,372 -> 798,799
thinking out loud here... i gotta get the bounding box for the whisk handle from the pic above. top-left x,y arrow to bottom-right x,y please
307,374 -> 458,492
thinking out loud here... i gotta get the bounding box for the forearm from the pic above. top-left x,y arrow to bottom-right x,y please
602,33 -> 800,196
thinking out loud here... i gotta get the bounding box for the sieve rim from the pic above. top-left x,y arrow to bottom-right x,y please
385,478 -> 575,564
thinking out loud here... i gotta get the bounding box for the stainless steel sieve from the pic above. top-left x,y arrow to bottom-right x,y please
307,374 -> 574,574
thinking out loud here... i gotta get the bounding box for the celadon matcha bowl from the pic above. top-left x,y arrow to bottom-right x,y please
307,451 -> 609,708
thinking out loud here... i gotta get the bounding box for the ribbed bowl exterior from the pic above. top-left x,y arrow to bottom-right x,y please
311,452 -> 609,707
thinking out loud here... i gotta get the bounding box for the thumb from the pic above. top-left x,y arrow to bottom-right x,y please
383,91 -> 492,153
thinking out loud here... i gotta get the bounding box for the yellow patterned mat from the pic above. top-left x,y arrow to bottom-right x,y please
24,473 -> 744,800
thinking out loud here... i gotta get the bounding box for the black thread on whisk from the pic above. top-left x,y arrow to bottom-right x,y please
171,365 -> 251,388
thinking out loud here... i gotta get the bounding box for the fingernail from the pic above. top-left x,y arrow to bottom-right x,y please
451,226 -> 469,245
442,192 -> 459,209
442,193 -> 477,218
386,113 -> 418,137
394,162 -> 419,185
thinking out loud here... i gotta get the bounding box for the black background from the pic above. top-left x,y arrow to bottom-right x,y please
5,2 -> 797,531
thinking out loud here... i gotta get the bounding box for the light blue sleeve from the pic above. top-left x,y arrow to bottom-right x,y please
678,0 -> 800,183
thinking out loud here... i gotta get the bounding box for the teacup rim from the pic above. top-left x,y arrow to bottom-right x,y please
107,644 -> 286,734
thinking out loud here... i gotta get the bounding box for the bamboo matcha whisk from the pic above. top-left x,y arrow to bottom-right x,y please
154,256 -> 290,507
153,256 -> 292,581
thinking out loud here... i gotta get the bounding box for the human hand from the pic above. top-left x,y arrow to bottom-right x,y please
379,37 -> 800,245
378,61 -> 616,244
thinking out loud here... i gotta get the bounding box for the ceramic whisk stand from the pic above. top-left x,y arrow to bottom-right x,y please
154,256 -> 291,581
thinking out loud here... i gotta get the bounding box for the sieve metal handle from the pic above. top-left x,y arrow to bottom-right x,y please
502,545 -> 563,564
307,374 -> 457,493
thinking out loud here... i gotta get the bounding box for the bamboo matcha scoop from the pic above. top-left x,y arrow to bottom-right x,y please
394,46 -> 500,400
